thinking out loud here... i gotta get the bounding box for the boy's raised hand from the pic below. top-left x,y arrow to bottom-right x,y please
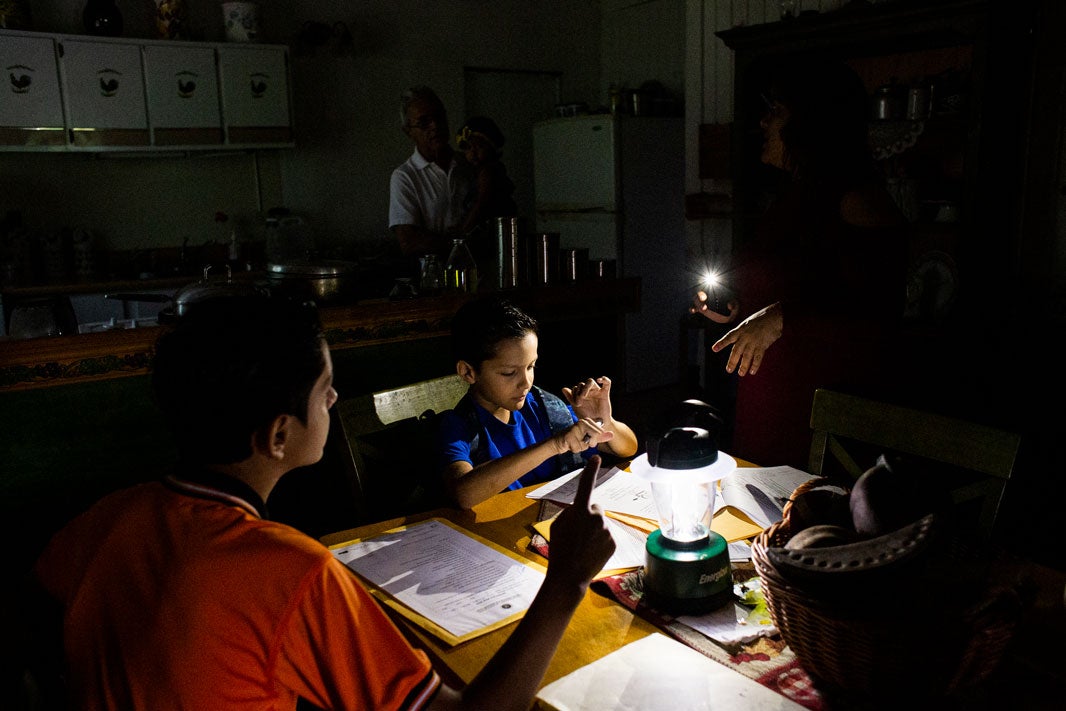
562,376 -> 614,422
545,456 -> 615,585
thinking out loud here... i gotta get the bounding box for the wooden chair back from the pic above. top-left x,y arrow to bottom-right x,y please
332,374 -> 467,522
808,388 -> 1021,539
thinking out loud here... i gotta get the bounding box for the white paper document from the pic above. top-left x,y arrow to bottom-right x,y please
527,466 -> 659,521
535,633 -> 804,711
676,602 -> 777,646
716,466 -> 825,529
728,540 -> 753,561
601,516 -> 649,571
532,510 -> 647,572
331,518 -> 545,640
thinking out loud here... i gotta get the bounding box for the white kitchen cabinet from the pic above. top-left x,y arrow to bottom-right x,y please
217,46 -> 293,146
0,29 -> 292,151
143,45 -> 222,146
59,39 -> 150,148
0,34 -> 66,148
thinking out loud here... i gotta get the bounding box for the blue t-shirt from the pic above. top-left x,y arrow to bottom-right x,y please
438,391 -> 587,490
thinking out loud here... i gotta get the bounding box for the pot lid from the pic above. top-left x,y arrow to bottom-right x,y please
267,259 -> 358,277
174,266 -> 264,305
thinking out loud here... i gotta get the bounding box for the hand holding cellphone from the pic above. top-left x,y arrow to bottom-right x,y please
699,270 -> 733,317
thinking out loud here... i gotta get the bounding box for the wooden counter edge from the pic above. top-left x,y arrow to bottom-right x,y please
0,278 -> 640,392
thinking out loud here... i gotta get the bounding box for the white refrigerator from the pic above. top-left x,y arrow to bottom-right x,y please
533,114 -> 686,393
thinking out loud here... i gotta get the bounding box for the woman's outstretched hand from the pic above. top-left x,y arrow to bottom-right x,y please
711,301 -> 784,376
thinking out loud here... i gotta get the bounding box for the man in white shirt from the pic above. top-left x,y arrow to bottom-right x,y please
389,86 -> 473,258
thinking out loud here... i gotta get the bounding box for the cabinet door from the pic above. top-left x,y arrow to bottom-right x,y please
59,40 -> 149,147
143,45 -> 222,146
217,46 -> 292,145
0,34 -> 66,147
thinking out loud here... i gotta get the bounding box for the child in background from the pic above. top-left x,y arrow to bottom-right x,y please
26,294 -> 616,710
438,296 -> 638,509
454,115 -> 518,237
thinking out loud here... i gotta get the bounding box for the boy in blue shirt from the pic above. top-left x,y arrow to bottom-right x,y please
438,296 -> 638,508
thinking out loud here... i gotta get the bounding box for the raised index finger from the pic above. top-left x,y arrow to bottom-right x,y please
570,455 -> 602,509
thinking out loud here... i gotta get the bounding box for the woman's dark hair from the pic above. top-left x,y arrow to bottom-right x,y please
451,296 -> 538,368
151,295 -> 325,465
767,57 -> 874,184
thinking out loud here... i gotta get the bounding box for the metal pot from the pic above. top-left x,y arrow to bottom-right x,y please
266,260 -> 359,304
167,266 -> 268,319
106,265 -> 268,325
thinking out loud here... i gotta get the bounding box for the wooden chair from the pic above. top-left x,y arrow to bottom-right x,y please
332,374 -> 468,523
807,388 -> 1021,540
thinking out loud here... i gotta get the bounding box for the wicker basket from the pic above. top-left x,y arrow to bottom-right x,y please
752,479 -> 1022,702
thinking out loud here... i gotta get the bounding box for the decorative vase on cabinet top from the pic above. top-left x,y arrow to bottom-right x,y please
83,0 -> 122,37
155,0 -> 187,40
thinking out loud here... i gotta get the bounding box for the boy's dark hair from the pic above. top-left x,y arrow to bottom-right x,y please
451,296 -> 538,369
151,295 -> 326,466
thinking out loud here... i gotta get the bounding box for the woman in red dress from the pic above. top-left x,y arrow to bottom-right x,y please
692,58 -> 910,468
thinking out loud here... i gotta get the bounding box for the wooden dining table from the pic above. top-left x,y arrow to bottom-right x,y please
320,460 -> 1066,709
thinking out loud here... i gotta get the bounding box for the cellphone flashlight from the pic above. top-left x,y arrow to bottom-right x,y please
700,270 -> 731,317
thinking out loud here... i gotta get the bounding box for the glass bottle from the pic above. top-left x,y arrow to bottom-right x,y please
83,0 -> 123,37
419,253 -> 444,295
444,238 -> 478,293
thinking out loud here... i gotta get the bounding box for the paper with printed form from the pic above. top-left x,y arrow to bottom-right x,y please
330,518 -> 546,646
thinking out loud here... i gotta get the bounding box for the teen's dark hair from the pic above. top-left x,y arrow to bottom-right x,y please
766,57 -> 874,184
451,296 -> 538,368
151,295 -> 325,466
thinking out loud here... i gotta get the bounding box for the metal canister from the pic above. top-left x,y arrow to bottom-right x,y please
873,84 -> 905,120
906,85 -> 932,121
529,232 -> 560,286
560,247 -> 589,283
494,217 -> 521,289
589,258 -> 616,279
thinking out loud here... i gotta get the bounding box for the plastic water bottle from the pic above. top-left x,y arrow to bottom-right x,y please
444,238 -> 478,293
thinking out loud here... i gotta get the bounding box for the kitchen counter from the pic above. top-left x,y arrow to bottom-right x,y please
0,278 -> 641,392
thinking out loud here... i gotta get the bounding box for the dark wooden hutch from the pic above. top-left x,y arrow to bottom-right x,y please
716,0 -> 1066,569
716,0 -> 1036,339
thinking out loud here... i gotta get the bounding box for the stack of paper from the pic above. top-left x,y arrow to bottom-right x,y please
535,633 -> 805,710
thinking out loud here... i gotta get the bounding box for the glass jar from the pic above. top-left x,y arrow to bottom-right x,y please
444,238 -> 478,293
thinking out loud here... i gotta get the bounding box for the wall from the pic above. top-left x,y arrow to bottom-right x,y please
601,0 -> 686,103
683,0 -> 848,270
0,1 -> 611,260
